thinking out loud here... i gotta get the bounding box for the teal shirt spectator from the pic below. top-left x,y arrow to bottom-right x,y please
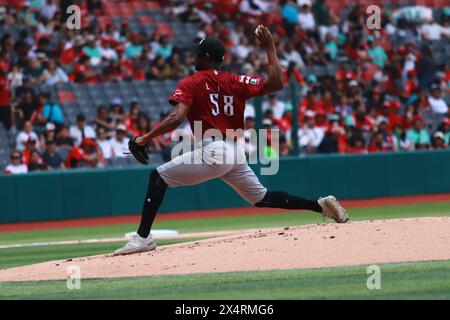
156,44 -> 173,59
43,103 -> 65,125
18,11 -> 37,26
368,39 -> 387,68
406,128 -> 430,146
444,132 -> 450,145
28,0 -> 45,8
83,46 -> 102,59
281,4 -> 299,24
125,44 -> 143,59
325,41 -> 338,60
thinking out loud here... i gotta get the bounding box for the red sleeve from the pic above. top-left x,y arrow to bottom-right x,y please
232,74 -> 264,100
169,79 -> 194,107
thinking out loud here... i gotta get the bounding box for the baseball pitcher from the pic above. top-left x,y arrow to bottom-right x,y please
115,26 -> 348,255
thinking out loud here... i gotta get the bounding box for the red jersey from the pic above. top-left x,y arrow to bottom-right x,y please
0,74 -> 10,106
169,70 -> 264,135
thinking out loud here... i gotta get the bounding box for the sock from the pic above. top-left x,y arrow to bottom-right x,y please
137,169 -> 168,238
255,191 -> 322,213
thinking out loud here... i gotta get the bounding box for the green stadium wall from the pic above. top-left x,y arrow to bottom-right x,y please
1,150 -> 450,223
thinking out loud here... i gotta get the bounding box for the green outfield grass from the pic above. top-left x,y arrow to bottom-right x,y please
1,260 -> 450,299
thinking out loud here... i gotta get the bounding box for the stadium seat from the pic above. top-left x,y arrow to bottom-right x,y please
57,91 -> 76,103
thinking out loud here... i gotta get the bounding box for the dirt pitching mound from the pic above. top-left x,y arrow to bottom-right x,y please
1,217 -> 450,282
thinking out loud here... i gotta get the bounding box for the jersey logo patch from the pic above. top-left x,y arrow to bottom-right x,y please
239,75 -> 258,85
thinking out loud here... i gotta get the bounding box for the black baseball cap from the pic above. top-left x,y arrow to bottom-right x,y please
196,38 -> 225,63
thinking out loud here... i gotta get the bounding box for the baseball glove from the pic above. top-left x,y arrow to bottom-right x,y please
128,136 -> 150,165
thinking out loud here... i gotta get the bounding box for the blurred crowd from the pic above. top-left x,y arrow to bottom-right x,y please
1,0 -> 450,174
4,96 -> 173,174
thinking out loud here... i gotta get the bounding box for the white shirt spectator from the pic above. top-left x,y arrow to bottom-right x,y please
16,131 -> 39,151
97,139 -> 113,159
428,96 -> 449,114
239,0 -> 275,16
244,103 -> 256,120
43,67 -> 69,86
4,164 -> 28,174
298,126 -> 325,148
419,23 -> 446,40
298,11 -> 316,30
40,0 -> 57,20
69,125 -> 96,146
100,46 -> 118,61
233,43 -> 252,60
111,136 -> 130,158
262,99 -> 286,119
283,49 -> 305,68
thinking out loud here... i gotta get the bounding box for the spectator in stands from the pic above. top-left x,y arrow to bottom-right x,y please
110,124 -> 130,158
69,113 -> 96,146
419,16 -> 448,41
317,125 -> 341,154
4,151 -> 28,174
335,94 -> 352,118
156,36 -> 173,60
406,117 -> 431,150
93,105 -> 115,136
24,57 -> 46,85
56,125 -> 74,148
262,94 -> 285,120
0,69 -> 11,129
41,92 -> 64,126
403,70 -> 419,98
42,137 -> 65,170
436,118 -> 450,145
82,35 -> 102,66
298,110 -> 324,153
432,131 -> 447,150
416,45 -> 436,89
324,33 -> 338,61
428,84 -> 449,114
72,55 -> 98,84
346,134 -> 367,154
43,59 -> 69,86
124,100 -> 141,136
368,130 -> 389,153
367,36 -> 387,68
14,90 -> 36,125
298,3 -> 316,33
392,124 -> 414,151
16,120 -> 39,151
39,122 -> 56,148
100,37 -> 118,62
96,127 -> 113,160
148,56 -> 171,80
125,33 -> 143,59
27,149 -> 45,172
135,114 -> 151,137
109,98 -> 125,125
66,137 -> 105,168
60,36 -> 85,66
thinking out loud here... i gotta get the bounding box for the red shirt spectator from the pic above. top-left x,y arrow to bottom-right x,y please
403,70 -> 419,97
66,138 -> 105,168
71,56 -> 97,84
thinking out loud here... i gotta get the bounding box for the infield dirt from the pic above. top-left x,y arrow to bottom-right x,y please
1,217 -> 450,282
